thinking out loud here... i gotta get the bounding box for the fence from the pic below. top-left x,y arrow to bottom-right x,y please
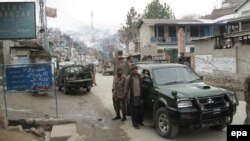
1,63 -> 58,119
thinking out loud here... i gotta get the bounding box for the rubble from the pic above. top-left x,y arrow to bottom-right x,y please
51,123 -> 78,141
7,125 -> 23,132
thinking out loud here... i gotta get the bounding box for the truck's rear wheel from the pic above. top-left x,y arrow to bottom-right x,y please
86,86 -> 91,92
58,86 -> 62,91
156,107 -> 179,139
64,87 -> 69,94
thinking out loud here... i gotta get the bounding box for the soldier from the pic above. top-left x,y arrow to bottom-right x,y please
112,67 -> 127,121
244,76 -> 250,124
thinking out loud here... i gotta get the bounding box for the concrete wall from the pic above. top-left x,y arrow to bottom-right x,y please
194,39 -> 250,90
236,0 -> 250,18
139,24 -> 158,57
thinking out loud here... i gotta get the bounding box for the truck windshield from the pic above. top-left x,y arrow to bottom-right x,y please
65,66 -> 83,73
153,67 -> 201,85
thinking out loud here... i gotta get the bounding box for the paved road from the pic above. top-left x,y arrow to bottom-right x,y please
0,73 -> 246,141
92,73 -> 246,141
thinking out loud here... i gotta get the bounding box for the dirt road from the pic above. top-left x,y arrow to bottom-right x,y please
0,74 -> 129,141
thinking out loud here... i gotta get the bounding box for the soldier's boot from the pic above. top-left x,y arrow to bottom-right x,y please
121,115 -> 126,121
112,114 -> 121,120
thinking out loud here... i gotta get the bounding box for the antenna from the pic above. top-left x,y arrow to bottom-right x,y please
91,11 -> 94,30
91,11 -> 95,43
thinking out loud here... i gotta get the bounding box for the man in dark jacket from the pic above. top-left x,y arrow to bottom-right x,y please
124,65 -> 144,129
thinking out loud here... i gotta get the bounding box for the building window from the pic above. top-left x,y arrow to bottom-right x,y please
168,26 -> 176,37
200,26 -> 210,37
242,20 -> 250,31
157,49 -> 164,54
190,47 -> 195,53
190,26 -> 199,37
219,25 -> 226,35
230,23 -> 239,32
156,26 -> 165,37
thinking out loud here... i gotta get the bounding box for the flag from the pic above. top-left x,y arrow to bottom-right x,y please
46,7 -> 57,18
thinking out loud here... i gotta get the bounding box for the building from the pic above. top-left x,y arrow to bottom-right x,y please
137,18 -> 228,62
193,0 -> 250,90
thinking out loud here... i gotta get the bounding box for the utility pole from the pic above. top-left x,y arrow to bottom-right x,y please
39,0 -> 49,53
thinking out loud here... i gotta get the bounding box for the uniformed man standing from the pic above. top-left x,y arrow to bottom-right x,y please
112,67 -> 127,121
244,76 -> 250,124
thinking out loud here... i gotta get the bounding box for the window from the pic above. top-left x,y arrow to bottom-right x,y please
219,25 -> 226,34
168,26 -> 176,37
157,26 -> 165,37
190,26 -> 199,37
230,23 -> 239,32
153,67 -> 200,85
242,20 -> 250,31
142,69 -> 151,78
200,26 -> 210,37
157,49 -> 164,54
190,47 -> 195,53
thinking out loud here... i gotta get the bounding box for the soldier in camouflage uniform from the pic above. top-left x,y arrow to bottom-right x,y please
112,67 -> 127,121
244,76 -> 250,124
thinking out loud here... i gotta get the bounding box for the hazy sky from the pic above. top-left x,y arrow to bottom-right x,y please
46,0 -> 219,31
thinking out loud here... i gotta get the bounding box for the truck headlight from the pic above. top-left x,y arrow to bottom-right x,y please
228,95 -> 237,104
178,100 -> 192,108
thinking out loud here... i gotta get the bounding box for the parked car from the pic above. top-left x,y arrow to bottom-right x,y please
135,63 -> 238,139
57,65 -> 93,94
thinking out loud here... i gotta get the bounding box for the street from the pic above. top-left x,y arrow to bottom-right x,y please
0,73 -> 246,141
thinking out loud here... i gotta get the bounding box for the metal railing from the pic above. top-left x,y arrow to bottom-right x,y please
242,23 -> 250,31
150,37 -> 199,45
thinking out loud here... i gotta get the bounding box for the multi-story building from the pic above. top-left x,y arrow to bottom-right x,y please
137,18 -> 228,61
193,0 -> 250,90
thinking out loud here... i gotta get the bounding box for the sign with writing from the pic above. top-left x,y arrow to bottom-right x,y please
0,2 -> 36,39
6,64 -> 52,91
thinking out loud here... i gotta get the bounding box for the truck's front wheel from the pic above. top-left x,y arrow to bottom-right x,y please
156,107 -> 179,139
209,124 -> 226,130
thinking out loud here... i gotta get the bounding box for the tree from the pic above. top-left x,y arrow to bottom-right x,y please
119,7 -> 141,48
143,0 -> 175,19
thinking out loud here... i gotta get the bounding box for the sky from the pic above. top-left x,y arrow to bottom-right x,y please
46,0 -> 219,32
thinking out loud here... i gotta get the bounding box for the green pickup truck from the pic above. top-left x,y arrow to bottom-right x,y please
57,65 -> 93,94
136,63 -> 238,139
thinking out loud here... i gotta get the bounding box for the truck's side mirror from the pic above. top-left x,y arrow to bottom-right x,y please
142,75 -> 152,86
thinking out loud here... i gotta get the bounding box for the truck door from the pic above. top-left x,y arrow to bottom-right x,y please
141,69 -> 155,117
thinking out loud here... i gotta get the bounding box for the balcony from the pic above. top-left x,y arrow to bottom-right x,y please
150,37 -> 196,45
242,23 -> 250,31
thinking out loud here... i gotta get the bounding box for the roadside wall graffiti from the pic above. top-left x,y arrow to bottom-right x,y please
195,55 -> 236,74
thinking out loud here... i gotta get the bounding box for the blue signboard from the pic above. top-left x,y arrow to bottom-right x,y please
6,64 -> 53,91
0,2 -> 36,39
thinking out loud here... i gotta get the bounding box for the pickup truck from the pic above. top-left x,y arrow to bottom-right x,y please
57,65 -> 93,94
136,63 -> 238,139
